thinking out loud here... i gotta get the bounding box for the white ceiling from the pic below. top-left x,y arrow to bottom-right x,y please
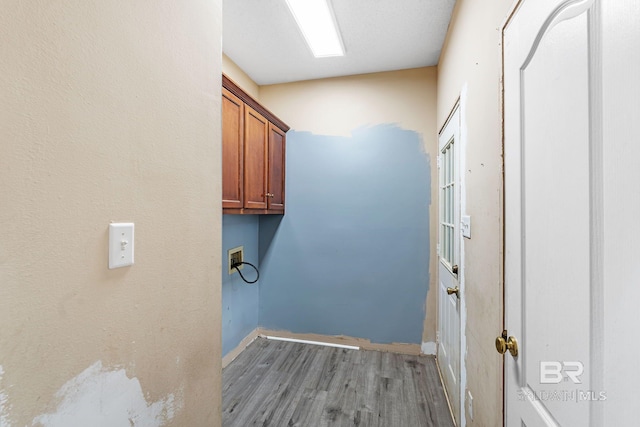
223,0 -> 457,85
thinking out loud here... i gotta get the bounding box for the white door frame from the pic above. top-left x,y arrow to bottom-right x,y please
437,92 -> 468,427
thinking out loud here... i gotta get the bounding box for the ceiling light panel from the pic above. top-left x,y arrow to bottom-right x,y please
285,0 -> 344,58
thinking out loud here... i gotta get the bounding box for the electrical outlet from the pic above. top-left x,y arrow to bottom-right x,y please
228,246 -> 244,275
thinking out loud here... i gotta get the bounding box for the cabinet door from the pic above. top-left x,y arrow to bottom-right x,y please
267,123 -> 285,212
222,88 -> 243,209
243,106 -> 268,210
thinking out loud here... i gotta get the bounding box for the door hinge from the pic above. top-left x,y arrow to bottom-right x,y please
437,155 -> 441,169
437,243 -> 440,256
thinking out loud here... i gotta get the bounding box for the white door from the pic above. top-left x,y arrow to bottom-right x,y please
438,105 -> 461,426
504,0 -> 640,425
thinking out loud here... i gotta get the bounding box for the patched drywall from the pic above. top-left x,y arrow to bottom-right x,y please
437,0 -> 514,425
0,1 -> 223,425
258,125 -> 431,344
222,215 -> 260,357
32,361 -> 181,426
259,68 -> 438,346
0,366 -> 9,427
220,68 -> 437,352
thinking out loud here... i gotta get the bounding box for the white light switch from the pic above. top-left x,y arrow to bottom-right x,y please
109,223 -> 134,269
461,215 -> 471,239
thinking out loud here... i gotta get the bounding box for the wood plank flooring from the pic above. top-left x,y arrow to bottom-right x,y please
222,337 -> 455,427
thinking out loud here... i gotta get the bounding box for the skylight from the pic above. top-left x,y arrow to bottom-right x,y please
285,0 -> 344,58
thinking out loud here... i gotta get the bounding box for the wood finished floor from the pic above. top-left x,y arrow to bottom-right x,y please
222,338 -> 455,427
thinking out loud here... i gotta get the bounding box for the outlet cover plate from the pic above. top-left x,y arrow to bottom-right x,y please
228,246 -> 244,274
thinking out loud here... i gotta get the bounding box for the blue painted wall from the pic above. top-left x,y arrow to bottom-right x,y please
221,215 -> 260,356
258,124 -> 431,344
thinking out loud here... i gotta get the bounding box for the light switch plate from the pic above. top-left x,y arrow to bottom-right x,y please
109,223 -> 134,269
461,215 -> 471,239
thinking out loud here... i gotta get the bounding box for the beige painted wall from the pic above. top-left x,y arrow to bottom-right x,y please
437,0 -> 515,425
222,54 -> 260,100
0,1 -> 222,425
260,68 -> 439,347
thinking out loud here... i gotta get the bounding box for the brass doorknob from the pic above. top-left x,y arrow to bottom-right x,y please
446,286 -> 459,296
495,331 -> 518,357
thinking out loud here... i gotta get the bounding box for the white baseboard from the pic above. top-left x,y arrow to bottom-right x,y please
421,341 -> 437,355
263,335 -> 360,350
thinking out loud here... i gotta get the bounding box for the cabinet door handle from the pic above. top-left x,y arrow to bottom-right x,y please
265,193 -> 274,198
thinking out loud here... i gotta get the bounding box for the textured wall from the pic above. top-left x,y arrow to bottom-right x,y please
260,68 -> 439,346
436,0 -> 514,425
258,125 -> 430,344
0,1 -> 223,425
221,215 -> 260,357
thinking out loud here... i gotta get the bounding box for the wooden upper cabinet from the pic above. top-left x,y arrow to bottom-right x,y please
222,75 -> 289,214
243,106 -> 268,210
267,124 -> 285,212
222,88 -> 244,209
